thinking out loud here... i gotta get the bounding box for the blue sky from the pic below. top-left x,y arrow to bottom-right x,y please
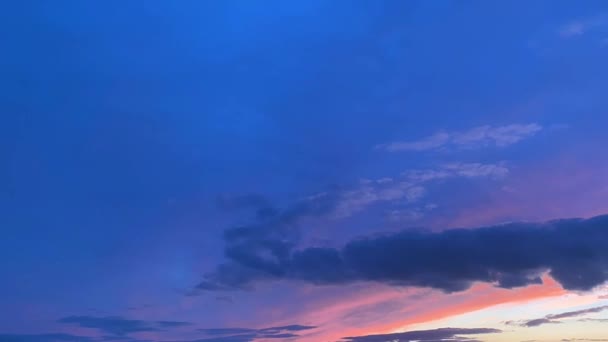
2,1 -> 608,342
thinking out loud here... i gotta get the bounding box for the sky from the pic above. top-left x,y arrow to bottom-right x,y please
2,1 -> 608,342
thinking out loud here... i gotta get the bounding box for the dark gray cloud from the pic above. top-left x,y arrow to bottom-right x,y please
156,321 -> 192,328
578,318 -> 608,323
549,305 -> 608,319
216,194 -> 273,218
522,318 -> 559,327
194,325 -> 315,341
0,334 -> 96,342
508,305 -> 608,327
214,295 -> 233,303
197,329 -> 257,336
196,192 -> 339,292
58,316 -> 192,336
198,214 -> 608,293
0,325 -> 313,342
342,327 -> 501,342
165,336 -> 258,342
0,333 -> 155,342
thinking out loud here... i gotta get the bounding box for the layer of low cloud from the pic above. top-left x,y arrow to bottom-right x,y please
0,334 -> 96,342
378,124 -> 542,152
0,334 -> 152,342
58,316 -> 191,336
4,321 -> 315,342
342,327 -> 501,342
168,324 -> 316,342
197,214 -> 608,293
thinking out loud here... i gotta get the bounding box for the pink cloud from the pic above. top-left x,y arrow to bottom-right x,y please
257,275 -> 564,342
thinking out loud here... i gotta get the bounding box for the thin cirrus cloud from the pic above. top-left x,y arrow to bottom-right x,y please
558,13 -> 608,38
333,162 -> 508,219
197,213 -> 608,294
377,124 -> 542,152
216,161 -> 508,225
342,327 -> 501,342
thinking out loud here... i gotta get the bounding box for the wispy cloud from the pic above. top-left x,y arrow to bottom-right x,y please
378,124 -> 542,152
578,318 -> 608,323
333,162 -> 508,218
342,327 -> 501,342
559,14 -> 608,38
508,305 -> 608,327
560,22 -> 588,38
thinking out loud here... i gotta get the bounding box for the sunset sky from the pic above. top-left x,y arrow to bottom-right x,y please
2,1 -> 608,342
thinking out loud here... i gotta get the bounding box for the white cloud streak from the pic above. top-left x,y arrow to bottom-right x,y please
379,124 -> 542,152
333,163 -> 508,219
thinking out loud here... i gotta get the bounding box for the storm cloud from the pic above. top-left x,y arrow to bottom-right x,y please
198,214 -> 608,293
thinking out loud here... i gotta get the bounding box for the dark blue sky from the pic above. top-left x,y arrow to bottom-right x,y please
2,1 -> 608,342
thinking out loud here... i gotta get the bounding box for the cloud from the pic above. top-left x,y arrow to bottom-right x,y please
559,14 -> 608,38
342,327 -> 501,342
168,325 -> 316,342
334,162 -> 507,218
559,22 -> 587,38
216,194 -> 272,213
548,305 -> 608,319
156,321 -> 193,328
378,124 -> 542,152
0,334 -> 96,342
578,318 -> 608,323
166,336 -> 256,342
215,295 -> 234,303
441,162 -> 509,179
197,214 -> 608,293
522,318 -> 559,327
510,305 -> 608,327
197,329 -> 257,336
58,316 -> 191,336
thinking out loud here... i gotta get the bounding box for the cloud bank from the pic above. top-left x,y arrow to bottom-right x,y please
198,214 -> 608,293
